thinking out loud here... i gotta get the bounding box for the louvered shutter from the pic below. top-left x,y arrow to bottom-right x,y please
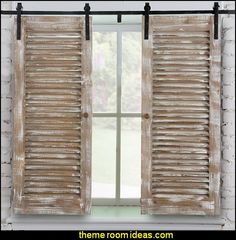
13,16 -> 92,214
141,16 -> 221,215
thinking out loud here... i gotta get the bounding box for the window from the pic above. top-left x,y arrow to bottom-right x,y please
92,25 -> 142,205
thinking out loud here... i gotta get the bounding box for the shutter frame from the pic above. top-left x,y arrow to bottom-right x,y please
141,16 -> 221,215
13,16 -> 92,215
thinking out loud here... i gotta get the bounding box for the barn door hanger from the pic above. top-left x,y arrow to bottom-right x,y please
143,2 -> 220,40
12,1 -> 230,41
144,2 -> 151,40
16,3 -> 22,40
213,2 -> 219,40
84,3 -> 90,40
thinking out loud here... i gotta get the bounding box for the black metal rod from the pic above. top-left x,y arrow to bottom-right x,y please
84,3 -> 90,40
144,3 -> 151,40
1,10 -> 235,15
213,2 -> 219,39
16,3 -> 22,40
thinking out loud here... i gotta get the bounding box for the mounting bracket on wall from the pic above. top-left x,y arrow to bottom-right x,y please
2,2 -> 235,41
16,2 -> 22,40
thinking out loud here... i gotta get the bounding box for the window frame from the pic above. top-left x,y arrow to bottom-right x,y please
92,24 -> 141,206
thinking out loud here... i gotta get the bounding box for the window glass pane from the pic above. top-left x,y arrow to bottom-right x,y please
92,32 -> 117,113
121,118 -> 141,198
121,32 -> 141,113
92,118 -> 116,198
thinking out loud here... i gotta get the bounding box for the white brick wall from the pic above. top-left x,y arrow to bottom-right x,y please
220,1 -> 235,230
1,1 -> 13,231
1,1 -> 235,230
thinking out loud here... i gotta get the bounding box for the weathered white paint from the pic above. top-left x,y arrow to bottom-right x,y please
12,16 -> 92,215
142,15 -> 221,215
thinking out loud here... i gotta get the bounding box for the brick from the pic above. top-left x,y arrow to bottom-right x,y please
222,134 -> 235,142
1,133 -> 12,149
222,70 -> 235,85
1,43 -> 12,59
221,187 -> 235,197
1,118 -> 12,132
223,146 -> 235,161
1,208 -> 10,223
1,176 -> 12,188
222,122 -> 235,136
222,97 -> 235,110
222,222 -> 235,230
1,58 -> 12,75
1,29 -> 12,59
221,173 -> 235,188
225,209 -> 235,222
222,197 -> 235,209
1,148 -> 11,164
1,97 -> 12,111
222,53 -> 235,68
0,223 -> 12,231
222,136 -> 235,150
222,17 -> 235,29
1,16 -> 13,30
1,109 -> 12,128
221,158 -> 235,173
224,2 -> 236,10
1,155 -> 11,164
223,111 -> 235,125
223,85 -> 235,98
223,27 -> 235,41
1,186 -> 11,197
223,40 -> 235,55
1,163 -> 12,177
1,81 -> 12,98
1,58 -> 13,81
1,1 -> 12,10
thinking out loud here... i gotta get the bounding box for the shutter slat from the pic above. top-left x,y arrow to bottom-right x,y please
24,176 -> 80,182
152,160 -> 209,165
25,165 -> 80,170
153,153 -> 209,160
152,177 -> 209,183
24,170 -> 80,177
25,153 -> 80,159
25,147 -> 81,154
25,135 -> 81,142
24,181 -> 80,188
25,159 -> 80,165
24,188 -> 80,194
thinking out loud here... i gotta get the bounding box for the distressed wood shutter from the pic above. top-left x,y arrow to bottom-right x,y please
141,16 -> 221,215
13,16 -> 92,214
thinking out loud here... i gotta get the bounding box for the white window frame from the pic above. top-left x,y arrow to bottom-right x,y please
92,24 -> 141,206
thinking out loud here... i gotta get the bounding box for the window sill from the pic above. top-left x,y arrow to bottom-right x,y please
8,206 -> 224,230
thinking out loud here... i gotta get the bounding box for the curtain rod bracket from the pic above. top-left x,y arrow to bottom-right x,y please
84,3 -> 90,40
213,2 -> 219,39
16,3 -> 23,40
144,2 -> 151,40
117,13 -> 122,23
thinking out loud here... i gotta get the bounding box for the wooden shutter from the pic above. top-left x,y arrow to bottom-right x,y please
141,16 -> 221,215
13,16 -> 92,215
